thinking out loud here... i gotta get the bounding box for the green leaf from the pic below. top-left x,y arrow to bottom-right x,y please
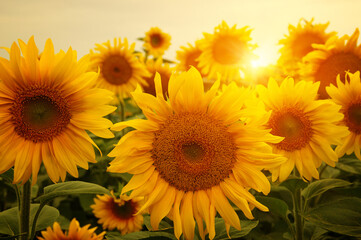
0,169 -> 14,183
106,231 -> 177,240
336,157 -> 361,174
302,179 -> 351,201
303,197 -> 361,237
256,196 -> 289,218
213,218 -> 258,240
279,178 -> 308,193
36,181 -> 110,203
0,204 -> 59,236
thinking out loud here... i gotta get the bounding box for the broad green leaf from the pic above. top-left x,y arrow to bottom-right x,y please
0,204 -> 59,236
213,218 -> 258,240
106,231 -> 177,240
256,196 -> 289,218
303,197 -> 361,237
279,178 -> 308,193
302,179 -> 351,201
336,157 -> 361,174
54,215 -> 71,230
36,181 -> 109,203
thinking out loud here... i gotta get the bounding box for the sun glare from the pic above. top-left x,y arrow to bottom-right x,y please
251,47 -> 276,68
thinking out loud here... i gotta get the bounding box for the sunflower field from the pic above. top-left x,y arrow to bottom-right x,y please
0,17 -> 361,240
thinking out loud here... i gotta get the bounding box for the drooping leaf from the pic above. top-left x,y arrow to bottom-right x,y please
336,157 -> 361,174
303,197 -> 361,237
0,169 -> 14,183
36,181 -> 109,203
0,204 -> 59,236
213,218 -> 258,240
143,215 -> 173,231
302,179 -> 351,201
256,196 -> 289,218
279,178 -> 308,193
105,230 -> 177,240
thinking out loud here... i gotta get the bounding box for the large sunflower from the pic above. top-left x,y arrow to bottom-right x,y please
278,18 -> 336,77
197,21 -> 257,84
326,71 -> 361,160
89,38 -> 149,100
257,77 -> 349,182
143,27 -> 171,58
38,218 -> 105,240
142,58 -> 172,97
0,37 -> 115,184
107,68 -> 285,239
91,191 -> 144,235
301,28 -> 361,99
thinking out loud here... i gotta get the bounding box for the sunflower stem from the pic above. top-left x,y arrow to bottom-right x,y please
293,171 -> 304,240
19,181 -> 31,240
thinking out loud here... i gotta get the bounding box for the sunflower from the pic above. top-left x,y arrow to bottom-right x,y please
0,37 -> 115,184
37,218 -> 105,240
197,21 -> 257,84
326,71 -> 361,160
91,191 -> 144,234
278,18 -> 336,77
257,77 -> 349,182
143,27 -> 171,58
89,38 -> 150,100
142,58 -> 172,97
175,41 -> 203,73
301,28 -> 361,99
107,67 -> 285,239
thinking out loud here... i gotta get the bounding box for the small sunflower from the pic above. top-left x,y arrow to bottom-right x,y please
89,38 -> 150,100
107,68 -> 285,240
175,41 -> 203,74
142,58 -> 172,97
38,218 -> 105,240
91,191 -> 144,235
278,18 -> 336,77
257,77 -> 349,182
197,21 -> 257,84
0,37 -> 115,184
143,27 -> 171,58
301,28 -> 361,99
326,71 -> 361,160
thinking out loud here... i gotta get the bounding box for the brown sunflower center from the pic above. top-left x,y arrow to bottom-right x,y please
185,50 -> 202,69
315,52 -> 361,99
293,32 -> 324,59
268,107 -> 312,151
152,112 -> 237,192
102,55 -> 133,85
143,71 -> 170,97
112,199 -> 137,220
213,36 -> 246,65
344,102 -> 361,134
10,86 -> 71,143
150,34 -> 163,48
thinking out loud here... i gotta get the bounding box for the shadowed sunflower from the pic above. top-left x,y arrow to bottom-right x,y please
107,67 -> 285,240
38,218 -> 105,240
257,77 -> 349,182
142,58 -> 172,97
143,27 -> 171,58
175,41 -> 204,74
326,71 -> 361,160
89,38 -> 150,100
301,28 -> 361,99
0,37 -> 115,184
278,18 -> 336,77
91,191 -> 144,234
197,21 -> 257,84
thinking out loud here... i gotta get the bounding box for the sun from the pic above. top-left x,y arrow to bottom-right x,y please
107,67 -> 285,239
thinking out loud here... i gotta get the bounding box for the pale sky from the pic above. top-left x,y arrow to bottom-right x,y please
0,0 -> 360,66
